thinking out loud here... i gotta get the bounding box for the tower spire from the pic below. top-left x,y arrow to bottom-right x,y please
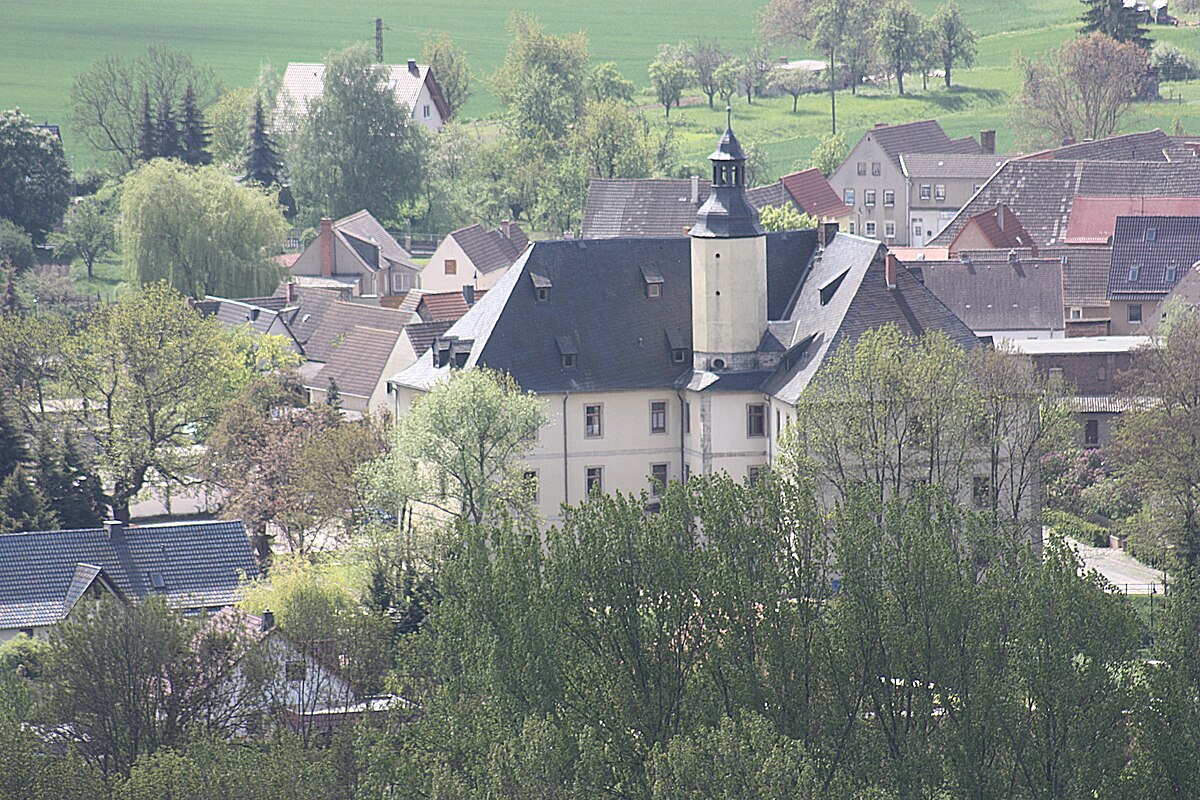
690,116 -> 762,238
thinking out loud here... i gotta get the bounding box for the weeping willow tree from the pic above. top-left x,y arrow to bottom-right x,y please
120,159 -> 287,298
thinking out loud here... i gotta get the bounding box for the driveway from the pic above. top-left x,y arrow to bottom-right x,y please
1068,538 -> 1167,594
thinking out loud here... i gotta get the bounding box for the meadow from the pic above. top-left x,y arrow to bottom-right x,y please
5,0 -> 1200,175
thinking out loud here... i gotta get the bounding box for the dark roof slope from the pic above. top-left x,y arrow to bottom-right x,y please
900,153 -> 1008,179
1108,215 -> 1200,299
868,120 -> 980,164
931,161 -> 1200,248
912,259 -> 1064,332
312,325 -> 401,399
1040,245 -> 1113,307
448,223 -> 528,275
302,301 -> 411,364
405,320 -> 454,356
1019,130 -> 1174,163
335,210 -> 417,271
0,521 -> 258,629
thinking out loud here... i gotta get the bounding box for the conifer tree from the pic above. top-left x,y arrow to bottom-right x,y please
0,395 -> 28,480
34,431 -> 105,529
243,98 -> 283,186
1080,0 -> 1150,47
155,95 -> 180,160
137,87 -> 156,162
0,466 -> 59,533
179,83 -> 211,166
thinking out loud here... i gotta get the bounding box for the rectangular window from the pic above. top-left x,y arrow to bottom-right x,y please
584,404 -> 602,438
585,466 -> 603,495
864,190 -> 876,207
682,463 -> 691,483
920,184 -> 931,200
748,465 -> 766,485
1070,307 -> 1083,320
444,258 -> 457,275
1128,265 -> 1140,282
1085,420 -> 1100,446
1048,366 -> 1064,382
562,353 -> 576,369
849,221 -> 856,234
934,185 -> 946,201
884,221 -> 896,239
843,188 -> 855,206
1128,304 -> 1143,323
865,221 -> 877,237
647,282 -> 662,299
650,400 -> 668,434
1145,227 -> 1157,242
1167,265 -> 1178,284
523,469 -> 539,503
972,476 -> 991,508
1098,365 -> 1108,381
884,190 -> 895,207
684,401 -> 691,434
650,463 -> 669,496
871,162 -> 881,176
857,161 -> 867,176
973,184 -> 983,194
914,223 -> 923,239
423,104 -> 431,119
747,403 -> 766,438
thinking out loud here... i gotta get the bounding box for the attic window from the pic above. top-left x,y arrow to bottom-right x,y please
1128,265 -> 1141,282
530,273 -> 552,301
1145,227 -> 1157,243
562,353 -> 576,368
648,283 -> 662,298
149,572 -> 166,590
1167,265 -> 1178,283
672,348 -> 688,364
818,269 -> 850,306
556,335 -> 579,369
640,264 -> 665,298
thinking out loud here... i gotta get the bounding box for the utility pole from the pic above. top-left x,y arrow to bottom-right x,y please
376,18 -> 384,63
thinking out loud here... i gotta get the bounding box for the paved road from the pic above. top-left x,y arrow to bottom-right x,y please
1069,539 -> 1166,594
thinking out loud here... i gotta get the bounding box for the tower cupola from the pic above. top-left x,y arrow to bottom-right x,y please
691,108 -> 763,239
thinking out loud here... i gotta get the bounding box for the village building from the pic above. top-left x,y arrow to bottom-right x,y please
390,123 -> 981,523
1107,215 -> 1200,334
900,153 -> 1007,245
290,211 -> 421,299
276,60 -> 450,133
422,221 -> 528,293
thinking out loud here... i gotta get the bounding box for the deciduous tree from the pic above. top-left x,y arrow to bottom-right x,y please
808,131 -> 847,176
51,194 -> 115,279
491,11 -> 589,140
0,109 -> 71,243
421,32 -> 472,119
649,44 -> 695,118
586,62 -> 637,104
930,2 -> 978,87
758,203 -> 817,231
687,39 -> 729,109
772,65 -> 821,112
874,0 -> 926,95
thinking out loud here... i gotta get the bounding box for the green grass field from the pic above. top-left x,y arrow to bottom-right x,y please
6,0 -> 1200,176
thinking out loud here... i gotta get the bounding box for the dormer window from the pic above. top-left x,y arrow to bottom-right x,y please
556,335 -> 579,369
672,348 -> 687,364
530,273 -> 552,301
641,264 -> 664,298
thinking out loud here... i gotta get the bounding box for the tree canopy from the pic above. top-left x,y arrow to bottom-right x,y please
0,109 -> 71,243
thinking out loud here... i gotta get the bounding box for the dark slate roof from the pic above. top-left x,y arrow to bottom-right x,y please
931,161 -> 1200,248
448,223 -> 528,275
393,231 -> 978,405
1108,215 -> 1200,300
900,153 -> 1008,179
272,285 -> 342,351
309,325 -> 401,398
1019,130 -> 1174,163
1040,245 -> 1113,307
302,301 -> 411,364
911,259 -> 1064,332
0,521 -> 259,630
868,120 -> 980,165
582,178 -> 802,238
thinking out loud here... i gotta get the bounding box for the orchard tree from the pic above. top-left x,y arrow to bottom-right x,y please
649,45 -> 695,118
808,131 -> 847,176
0,109 -> 71,243
291,43 -> 429,224
688,39 -> 729,109
120,159 -> 285,298
874,0 -> 926,95
713,58 -> 742,106
586,62 -> 637,104
772,66 -> 820,112
364,368 -> 545,526
421,32 -> 472,119
930,2 -> 978,87
1017,33 -> 1149,143
69,45 -> 220,171
492,11 -> 590,139
51,194 -> 115,279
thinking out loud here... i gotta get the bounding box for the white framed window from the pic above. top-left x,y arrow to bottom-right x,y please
747,403 -> 766,438
1128,304 -> 1143,323
865,190 -> 876,207
650,400 -> 668,435
585,466 -> 603,495
843,188 -> 855,206
884,190 -> 895,207
1070,307 -> 1083,320
865,221 -> 877,237
423,104 -> 431,119
934,185 -> 946,201
914,222 -> 923,239
884,221 -> 896,239
920,184 -> 931,200
584,404 -> 602,438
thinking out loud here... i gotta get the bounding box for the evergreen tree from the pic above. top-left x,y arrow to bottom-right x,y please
154,95 -> 180,160
243,98 -> 283,186
137,86 -> 155,162
34,431 -> 105,529
0,466 -> 58,533
325,377 -> 341,410
0,396 -> 28,479
179,83 -> 211,166
1080,0 -> 1150,47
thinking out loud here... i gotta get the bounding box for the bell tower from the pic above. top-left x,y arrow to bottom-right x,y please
690,110 -> 768,372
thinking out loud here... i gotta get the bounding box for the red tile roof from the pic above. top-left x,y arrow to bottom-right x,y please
780,168 -> 847,220
1065,196 -> 1200,244
951,204 -> 1034,252
417,290 -> 486,323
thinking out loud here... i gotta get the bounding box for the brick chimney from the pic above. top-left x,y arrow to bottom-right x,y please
407,58 -> 419,75
284,281 -> 296,304
980,129 -> 996,155
104,519 -> 124,541
319,217 -> 334,277
885,252 -> 898,290
818,221 -> 839,248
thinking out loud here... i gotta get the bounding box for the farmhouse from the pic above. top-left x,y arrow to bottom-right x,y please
276,60 -> 450,133
421,222 -> 529,293
290,210 -> 421,299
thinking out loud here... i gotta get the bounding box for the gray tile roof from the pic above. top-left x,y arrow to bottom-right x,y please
931,161 -> 1200,249
448,223 -> 527,275
309,325 -> 402,399
1040,245 -> 1113,307
271,285 -> 343,353
1020,130 -> 1175,163
1108,215 -> 1200,300
910,259 -> 1064,332
405,320 -> 453,356
392,232 -> 978,406
334,210 -> 417,272
302,301 -> 412,364
582,178 -> 800,238
868,120 -> 981,165
900,153 -> 1008,180
0,521 -> 259,630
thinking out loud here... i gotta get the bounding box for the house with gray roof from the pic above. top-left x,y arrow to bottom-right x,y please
0,519 -> 259,642
276,60 -> 449,134
391,123 -> 979,523
1107,215 -> 1200,333
829,121 -> 989,246
291,211 -> 420,300
422,222 -> 529,293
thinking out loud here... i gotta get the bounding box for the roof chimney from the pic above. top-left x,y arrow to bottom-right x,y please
104,519 -> 124,541
980,129 -> 996,155
818,221 -> 839,248
885,252 -> 898,290
995,203 -> 1004,230
1008,248 -> 1019,264
261,610 -> 275,631
285,281 -> 296,304
319,217 -> 334,278
462,284 -> 475,307
691,175 -> 700,205
1061,137 -> 1075,146
407,58 -> 418,75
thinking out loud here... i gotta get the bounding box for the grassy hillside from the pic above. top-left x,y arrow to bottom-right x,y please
4,0 -> 1200,176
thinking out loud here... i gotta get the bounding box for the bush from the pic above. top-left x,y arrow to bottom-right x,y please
1154,43 -> 1200,83
1044,509 -> 1110,547
1122,507 -> 1172,569
0,219 -> 35,273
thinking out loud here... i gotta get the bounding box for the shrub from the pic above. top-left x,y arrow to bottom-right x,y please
0,219 -> 35,273
1044,509 -> 1110,547
1154,43 -> 1200,83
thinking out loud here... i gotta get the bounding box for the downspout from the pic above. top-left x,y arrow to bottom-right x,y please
677,390 -> 687,481
764,393 -> 774,465
562,393 -> 570,507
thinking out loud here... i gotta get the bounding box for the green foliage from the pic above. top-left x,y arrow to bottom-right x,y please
0,108 -> 71,243
153,95 -> 181,160
1154,42 -> 1200,82
0,633 -> 48,681
179,82 -> 211,166
291,43 -> 429,225
874,0 -> 926,95
771,66 -> 821,112
586,62 -> 637,104
0,218 -> 36,273
120,158 -> 286,297
243,97 -> 283,187
33,429 -> 106,529
421,32 -> 472,119
807,131 -> 847,177
648,44 -> 696,118
492,11 -> 590,140
930,2 -> 978,87
1080,0 -> 1150,48
757,203 -> 817,231
1044,508 -> 1110,546
50,193 -> 115,278
0,465 -> 58,533
208,86 -> 256,169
